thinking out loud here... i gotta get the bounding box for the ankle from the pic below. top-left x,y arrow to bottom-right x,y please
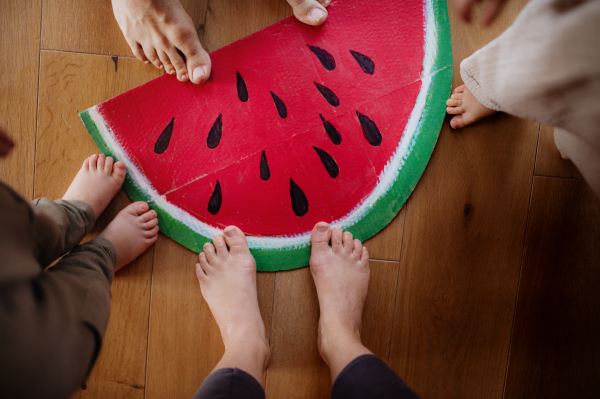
317,318 -> 362,363
225,329 -> 271,365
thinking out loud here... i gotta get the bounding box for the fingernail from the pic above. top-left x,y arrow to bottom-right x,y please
318,225 -> 329,233
311,8 -> 326,22
192,67 -> 206,82
224,229 -> 237,238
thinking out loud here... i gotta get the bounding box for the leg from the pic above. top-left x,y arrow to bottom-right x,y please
309,222 -> 419,398
31,154 -> 126,266
192,226 -> 269,398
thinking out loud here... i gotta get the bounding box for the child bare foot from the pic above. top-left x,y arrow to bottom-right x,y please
195,227 -> 270,381
63,154 -> 126,219
112,0 -> 211,83
98,202 -> 159,271
446,84 -> 497,129
309,222 -> 372,380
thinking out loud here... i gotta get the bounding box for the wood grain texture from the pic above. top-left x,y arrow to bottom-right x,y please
365,208 -> 406,262
265,260 -> 400,399
146,236 -> 275,399
504,177 -> 600,399
41,0 -> 209,57
534,124 -> 584,179
0,0 -> 41,200
35,52 -> 160,398
387,3 -> 539,398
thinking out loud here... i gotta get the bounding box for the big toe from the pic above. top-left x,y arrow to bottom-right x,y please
176,31 -> 211,84
289,0 -> 329,26
127,201 -> 150,216
223,226 -> 251,257
311,222 -> 331,254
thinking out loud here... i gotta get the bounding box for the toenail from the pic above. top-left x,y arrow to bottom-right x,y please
224,229 -> 237,238
181,74 -> 187,81
311,8 -> 326,22
318,225 -> 329,233
192,67 -> 206,83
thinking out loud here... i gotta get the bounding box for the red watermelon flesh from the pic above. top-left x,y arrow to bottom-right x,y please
94,0 -> 426,236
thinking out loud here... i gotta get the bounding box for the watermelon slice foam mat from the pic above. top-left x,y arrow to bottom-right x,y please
80,0 -> 452,271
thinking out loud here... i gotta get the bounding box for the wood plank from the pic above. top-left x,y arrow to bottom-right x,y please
504,177 -> 600,399
0,0 -> 41,200
387,2 -> 539,397
145,236 -> 275,398
534,124 -> 583,179
265,260 -> 400,399
365,208 -> 406,262
41,0 -> 209,57
35,51 -> 161,398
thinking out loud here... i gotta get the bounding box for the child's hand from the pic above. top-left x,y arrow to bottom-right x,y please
448,0 -> 507,26
287,0 -> 331,26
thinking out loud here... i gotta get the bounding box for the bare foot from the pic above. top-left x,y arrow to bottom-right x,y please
310,222 -> 372,381
195,226 -> 270,383
560,152 -> 570,160
63,154 -> 126,220
287,0 -> 330,25
98,202 -> 159,271
446,84 -> 497,129
112,0 -> 211,84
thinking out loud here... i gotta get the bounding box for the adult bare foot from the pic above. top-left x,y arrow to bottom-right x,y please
112,0 -> 211,84
62,154 -> 126,220
287,0 -> 330,25
446,84 -> 497,129
310,222 -> 372,381
195,227 -> 270,383
98,202 -> 158,271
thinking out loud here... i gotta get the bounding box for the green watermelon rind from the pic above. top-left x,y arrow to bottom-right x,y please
80,0 -> 452,272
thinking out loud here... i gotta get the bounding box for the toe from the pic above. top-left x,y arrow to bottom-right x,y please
130,41 -> 149,63
453,85 -> 466,94
450,115 -> 465,129
352,239 -> 363,260
112,161 -> 127,183
142,45 -> 162,69
157,50 -> 174,75
450,93 -> 463,100
331,227 -> 343,253
143,218 -> 159,230
104,156 -> 114,174
360,246 -> 369,266
212,234 -> 229,260
446,99 -> 462,107
203,243 -> 218,264
172,26 -> 211,84
447,106 -> 465,115
165,47 -> 188,82
97,154 -> 106,171
195,262 -> 208,281
131,201 -> 150,216
199,252 -> 211,274
139,209 -> 157,223
89,154 -> 98,171
82,157 -> 90,171
223,226 -> 251,257
310,222 -> 331,253
144,226 -> 159,238
288,0 -> 329,25
342,231 -> 353,254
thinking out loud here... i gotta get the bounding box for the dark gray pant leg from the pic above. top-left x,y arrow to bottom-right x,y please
30,198 -> 95,267
331,354 -> 420,399
192,368 -> 266,399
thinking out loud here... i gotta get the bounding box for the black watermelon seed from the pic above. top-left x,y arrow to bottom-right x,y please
357,111 -> 382,146
319,114 -> 342,145
290,179 -> 309,217
270,91 -> 288,119
154,117 -> 174,154
313,146 -> 339,178
350,50 -> 375,75
314,82 -> 340,107
260,150 -> 271,181
208,180 -> 222,215
236,71 -> 249,102
207,114 -> 223,149
307,45 -> 336,71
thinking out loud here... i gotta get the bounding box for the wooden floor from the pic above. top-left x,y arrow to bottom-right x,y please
2,1 -> 599,398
